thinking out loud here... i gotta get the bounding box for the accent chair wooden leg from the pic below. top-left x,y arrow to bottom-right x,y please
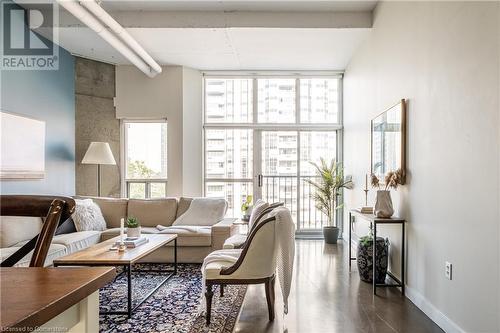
265,276 -> 276,321
220,284 -> 224,297
205,283 -> 213,325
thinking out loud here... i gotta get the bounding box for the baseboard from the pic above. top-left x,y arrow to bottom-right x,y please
405,285 -> 466,333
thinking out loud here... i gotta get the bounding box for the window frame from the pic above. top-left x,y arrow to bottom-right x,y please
120,119 -> 168,198
202,72 -> 344,237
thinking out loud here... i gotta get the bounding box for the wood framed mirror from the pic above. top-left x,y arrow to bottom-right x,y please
371,99 -> 407,184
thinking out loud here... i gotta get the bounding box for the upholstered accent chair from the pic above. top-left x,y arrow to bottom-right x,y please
222,202 -> 284,250
203,213 -> 279,325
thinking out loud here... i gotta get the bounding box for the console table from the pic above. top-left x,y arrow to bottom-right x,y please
349,209 -> 406,295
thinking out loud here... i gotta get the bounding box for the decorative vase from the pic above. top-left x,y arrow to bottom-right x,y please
357,237 -> 389,283
323,226 -> 339,244
375,190 -> 394,218
127,226 -> 141,238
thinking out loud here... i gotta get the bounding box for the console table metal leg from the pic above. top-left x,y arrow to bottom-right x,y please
349,212 -> 352,269
401,222 -> 405,296
127,264 -> 132,317
373,223 -> 377,295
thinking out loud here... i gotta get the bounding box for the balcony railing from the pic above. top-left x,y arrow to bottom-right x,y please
261,175 -> 331,231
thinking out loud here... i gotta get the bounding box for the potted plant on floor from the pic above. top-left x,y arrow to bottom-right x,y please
357,225 -> 389,283
305,158 -> 353,244
126,216 -> 141,238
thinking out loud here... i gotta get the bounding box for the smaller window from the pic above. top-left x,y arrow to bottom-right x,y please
123,121 -> 167,198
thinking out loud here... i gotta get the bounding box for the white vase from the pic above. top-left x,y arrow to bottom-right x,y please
375,190 -> 394,218
127,226 -> 141,238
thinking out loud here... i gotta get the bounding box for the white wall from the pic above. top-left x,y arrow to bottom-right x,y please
182,67 -> 203,196
344,2 -> 499,333
115,65 -> 202,197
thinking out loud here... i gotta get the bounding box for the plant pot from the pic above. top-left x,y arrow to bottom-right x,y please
323,226 -> 340,244
127,226 -> 141,238
375,190 -> 394,218
357,237 -> 389,283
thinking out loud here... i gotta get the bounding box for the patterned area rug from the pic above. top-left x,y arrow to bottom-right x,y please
99,264 -> 246,333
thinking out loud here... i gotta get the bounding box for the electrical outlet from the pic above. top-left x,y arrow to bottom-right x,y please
445,262 -> 452,280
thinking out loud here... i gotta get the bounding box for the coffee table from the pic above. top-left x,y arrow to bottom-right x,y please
53,234 -> 177,317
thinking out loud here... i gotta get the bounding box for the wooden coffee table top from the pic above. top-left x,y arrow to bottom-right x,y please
1,267 -> 115,329
53,234 -> 177,266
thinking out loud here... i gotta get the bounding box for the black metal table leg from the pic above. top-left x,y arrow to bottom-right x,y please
401,222 -> 405,296
349,212 -> 352,269
127,264 -> 132,317
174,238 -> 177,275
373,223 -> 377,295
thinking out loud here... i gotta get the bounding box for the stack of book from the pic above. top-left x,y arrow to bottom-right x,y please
115,237 -> 149,248
358,206 -> 374,214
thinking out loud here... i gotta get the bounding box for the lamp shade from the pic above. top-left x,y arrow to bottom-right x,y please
82,142 -> 116,165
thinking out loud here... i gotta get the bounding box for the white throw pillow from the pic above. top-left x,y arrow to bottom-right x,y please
248,199 -> 269,230
72,199 -> 107,232
172,198 -> 227,226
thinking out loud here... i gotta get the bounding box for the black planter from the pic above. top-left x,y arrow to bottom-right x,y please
357,237 -> 389,283
323,226 -> 340,244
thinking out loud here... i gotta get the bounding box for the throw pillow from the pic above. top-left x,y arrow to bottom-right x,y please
72,199 -> 107,232
172,198 -> 227,226
248,199 -> 269,230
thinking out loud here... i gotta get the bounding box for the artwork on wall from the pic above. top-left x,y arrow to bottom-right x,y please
0,111 -> 46,179
370,99 -> 407,184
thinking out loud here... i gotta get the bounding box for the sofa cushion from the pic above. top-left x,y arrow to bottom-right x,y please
78,197 -> 128,229
172,198 -> 227,226
0,243 -> 67,267
72,199 -> 107,231
176,197 -> 193,218
158,226 -> 212,247
0,216 -> 42,248
128,198 -> 178,227
51,231 -> 101,254
100,227 -> 160,241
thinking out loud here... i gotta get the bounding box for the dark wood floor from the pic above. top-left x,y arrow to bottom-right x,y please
233,240 -> 444,333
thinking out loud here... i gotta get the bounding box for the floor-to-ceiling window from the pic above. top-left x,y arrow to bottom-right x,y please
203,74 -> 342,236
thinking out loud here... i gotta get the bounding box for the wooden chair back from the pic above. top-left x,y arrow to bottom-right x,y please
1,195 -> 76,267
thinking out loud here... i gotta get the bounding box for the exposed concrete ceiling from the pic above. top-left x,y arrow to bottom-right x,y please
50,1 -> 375,70
100,0 -> 378,12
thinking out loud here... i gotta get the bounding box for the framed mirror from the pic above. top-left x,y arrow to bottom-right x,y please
371,99 -> 407,184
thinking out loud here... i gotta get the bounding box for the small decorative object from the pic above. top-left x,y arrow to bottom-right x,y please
371,169 -> 403,218
118,218 -> 126,252
357,227 -> 389,283
305,158 -> 353,244
126,216 -> 141,238
240,195 -> 253,221
359,173 -> 373,213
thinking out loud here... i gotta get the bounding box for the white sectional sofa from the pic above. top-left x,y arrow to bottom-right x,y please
0,197 -> 238,267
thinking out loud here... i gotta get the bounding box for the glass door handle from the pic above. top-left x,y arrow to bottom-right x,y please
258,174 -> 263,187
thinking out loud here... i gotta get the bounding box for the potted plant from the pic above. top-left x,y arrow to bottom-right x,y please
305,158 -> 353,244
126,216 -> 141,238
241,195 -> 253,221
357,225 -> 389,283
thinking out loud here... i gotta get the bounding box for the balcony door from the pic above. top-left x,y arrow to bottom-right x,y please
255,130 -> 337,234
